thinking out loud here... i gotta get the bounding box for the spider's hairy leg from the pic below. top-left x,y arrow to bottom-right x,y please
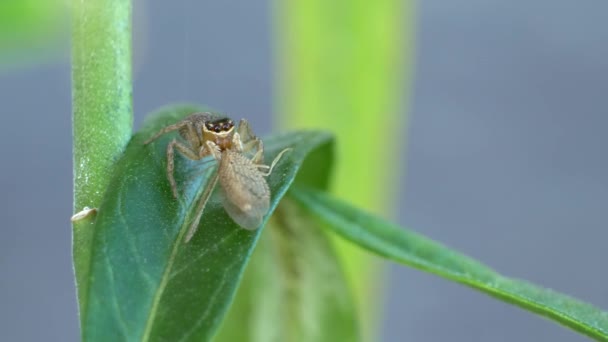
231,131 -> 244,152
181,119 -> 203,150
143,120 -> 194,145
167,139 -> 200,198
184,170 -> 219,243
248,139 -> 265,164
236,118 -> 256,143
239,138 -> 263,163
205,140 -> 223,161
257,148 -> 292,176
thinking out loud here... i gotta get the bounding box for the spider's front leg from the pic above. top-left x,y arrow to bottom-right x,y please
144,120 -> 194,145
196,137 -> 220,161
204,140 -> 223,161
232,128 -> 264,163
144,113 -> 212,147
166,139 -> 201,198
235,119 -> 257,145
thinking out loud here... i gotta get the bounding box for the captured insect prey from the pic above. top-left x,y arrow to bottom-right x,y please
144,112 -> 290,242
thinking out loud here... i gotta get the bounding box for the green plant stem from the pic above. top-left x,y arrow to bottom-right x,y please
274,0 -> 413,338
72,0 -> 133,211
71,0 -> 132,330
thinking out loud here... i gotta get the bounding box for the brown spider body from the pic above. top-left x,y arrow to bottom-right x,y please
144,112 -> 290,242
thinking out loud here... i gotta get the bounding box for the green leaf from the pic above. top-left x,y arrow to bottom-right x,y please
78,105 -> 334,341
290,186 -> 608,341
215,198 -> 359,342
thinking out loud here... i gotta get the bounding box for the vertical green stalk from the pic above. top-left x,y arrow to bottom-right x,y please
71,0 -> 132,330
274,0 -> 413,338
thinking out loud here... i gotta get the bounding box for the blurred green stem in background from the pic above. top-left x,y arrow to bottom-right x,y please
274,0 -> 413,337
0,0 -> 66,67
71,0 -> 132,327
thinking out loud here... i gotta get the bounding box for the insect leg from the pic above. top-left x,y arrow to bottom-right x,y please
257,148 -> 292,176
167,139 -> 200,198
184,171 -> 220,243
246,139 -> 265,163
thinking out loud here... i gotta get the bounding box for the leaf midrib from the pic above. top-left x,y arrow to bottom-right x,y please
140,170 -> 218,341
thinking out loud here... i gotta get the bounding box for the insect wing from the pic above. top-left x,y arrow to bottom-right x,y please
218,151 -> 270,229
220,192 -> 267,229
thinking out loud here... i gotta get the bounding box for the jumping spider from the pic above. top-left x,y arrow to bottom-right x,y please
144,112 -> 290,242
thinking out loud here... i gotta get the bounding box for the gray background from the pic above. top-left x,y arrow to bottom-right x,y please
1,0 -> 606,341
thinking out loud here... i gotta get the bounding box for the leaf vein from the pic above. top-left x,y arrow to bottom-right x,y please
177,260 -> 240,342
168,229 -> 241,280
102,237 -> 130,339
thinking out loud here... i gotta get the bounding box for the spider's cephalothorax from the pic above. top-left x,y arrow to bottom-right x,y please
144,112 -> 290,242
204,117 -> 234,133
202,118 -> 235,151
144,112 -> 228,198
